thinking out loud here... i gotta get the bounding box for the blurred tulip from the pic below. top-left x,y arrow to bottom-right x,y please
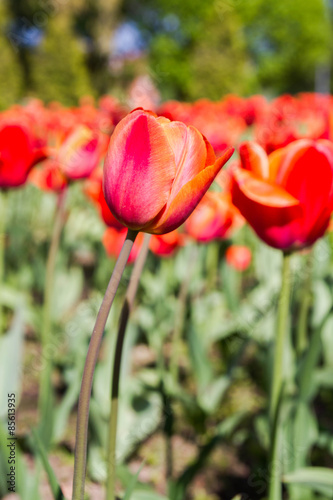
84,168 -> 124,229
55,125 -> 103,181
103,109 -> 234,234
0,124 -> 47,188
231,140 -> 333,251
254,93 -> 330,154
185,191 -> 233,243
226,245 -> 252,271
149,230 -> 184,257
29,160 -> 67,192
102,227 -> 143,264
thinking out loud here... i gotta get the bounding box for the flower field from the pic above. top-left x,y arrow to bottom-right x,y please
1,92 -> 333,500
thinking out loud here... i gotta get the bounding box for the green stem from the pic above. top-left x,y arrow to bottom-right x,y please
296,251 -> 313,356
0,190 -> 7,336
72,229 -> 138,500
106,233 -> 151,500
206,242 -> 219,289
38,188 -> 68,446
268,252 -> 292,500
163,385 -> 174,483
170,245 -> 198,384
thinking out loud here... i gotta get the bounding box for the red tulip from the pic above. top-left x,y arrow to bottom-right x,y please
84,168 -> 124,229
231,140 -> 333,251
103,109 -> 234,235
149,230 -> 184,257
226,245 -> 252,271
56,125 -> 103,181
185,191 -> 233,243
29,160 -> 67,192
0,124 -> 47,188
102,227 -> 143,264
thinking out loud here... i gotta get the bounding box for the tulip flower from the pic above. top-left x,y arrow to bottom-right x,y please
103,109 -> 234,235
84,168 -> 124,229
231,140 -> 333,251
0,124 -> 47,188
29,160 -> 68,192
55,125 -> 104,181
185,191 -> 233,243
149,230 -> 184,257
226,245 -> 252,271
103,227 -> 144,264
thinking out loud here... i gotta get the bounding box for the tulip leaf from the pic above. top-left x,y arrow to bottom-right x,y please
123,461 -> 145,500
187,325 -> 213,393
283,467 -> 333,497
321,313 -> 333,368
297,309 -> 330,402
0,304 -> 24,418
31,429 -> 66,500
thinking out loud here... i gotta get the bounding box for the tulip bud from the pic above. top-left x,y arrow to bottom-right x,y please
103,109 -> 234,235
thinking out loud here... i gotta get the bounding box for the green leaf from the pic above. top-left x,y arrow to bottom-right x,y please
51,266 -> 84,321
0,305 -> 25,418
284,402 -> 318,500
187,326 -> 213,393
31,429 -> 66,500
283,467 -> 333,496
198,375 -> 230,414
130,491 -> 169,500
321,314 -> 333,367
123,461 -> 145,500
298,311 -> 329,402
311,281 -> 332,328
53,368 -> 82,442
0,422 -> 39,500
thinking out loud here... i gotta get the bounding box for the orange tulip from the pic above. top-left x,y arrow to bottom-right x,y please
149,230 -> 184,257
225,245 -> 252,271
102,227 -> 144,264
55,125 -> 103,181
231,140 -> 333,251
185,191 -> 233,243
84,168 -> 124,229
103,109 -> 234,234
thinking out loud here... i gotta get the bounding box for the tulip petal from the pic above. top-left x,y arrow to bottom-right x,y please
231,167 -> 304,250
232,168 -> 300,207
202,134 -> 216,166
58,126 -> 100,179
239,141 -> 270,180
0,125 -> 34,187
276,140 -> 333,243
268,147 -> 289,182
103,110 -> 176,229
162,122 -> 208,198
147,147 -> 234,234
185,192 -> 233,242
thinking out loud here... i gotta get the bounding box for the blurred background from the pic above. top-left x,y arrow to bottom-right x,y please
1,0 -> 333,108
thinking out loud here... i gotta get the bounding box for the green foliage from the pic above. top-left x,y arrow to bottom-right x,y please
5,0 -> 333,101
237,0 -> 332,93
0,3 -> 23,109
30,14 -> 93,105
2,175 -> 333,499
125,0 -> 255,100
123,0 -> 333,98
188,6 -> 257,99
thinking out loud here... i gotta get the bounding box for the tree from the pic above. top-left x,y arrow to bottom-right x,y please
30,13 -> 93,105
188,5 -> 257,99
0,2 -> 23,109
237,0 -> 332,94
123,0 -> 256,100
